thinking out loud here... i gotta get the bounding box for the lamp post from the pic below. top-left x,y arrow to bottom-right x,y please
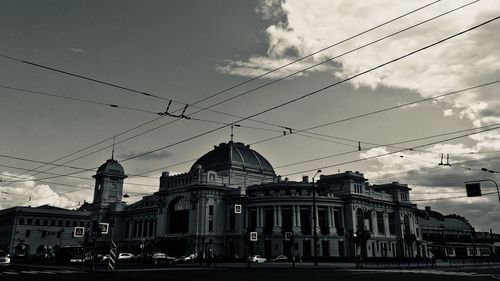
312,169 -> 322,266
480,168 -> 500,205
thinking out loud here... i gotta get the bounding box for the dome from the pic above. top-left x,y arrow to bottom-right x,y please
95,159 -> 125,176
191,141 -> 275,175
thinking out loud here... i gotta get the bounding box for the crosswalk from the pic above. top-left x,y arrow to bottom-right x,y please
349,268 -> 490,277
0,269 -> 80,276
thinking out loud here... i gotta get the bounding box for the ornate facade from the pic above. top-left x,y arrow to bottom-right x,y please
2,140 -> 496,260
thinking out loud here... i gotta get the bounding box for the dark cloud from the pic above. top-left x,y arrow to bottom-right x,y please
117,151 -> 172,161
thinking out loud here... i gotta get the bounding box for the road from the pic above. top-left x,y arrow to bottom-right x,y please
1,264 -> 500,281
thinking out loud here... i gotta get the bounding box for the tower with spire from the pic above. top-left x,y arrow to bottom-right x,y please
92,138 -> 127,208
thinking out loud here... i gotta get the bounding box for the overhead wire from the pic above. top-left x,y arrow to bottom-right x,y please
0,0 -> 451,184
282,124 -> 500,176
3,3 -> 494,198
117,15 -> 500,165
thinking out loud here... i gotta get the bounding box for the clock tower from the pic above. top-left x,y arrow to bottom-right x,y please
92,158 -> 127,208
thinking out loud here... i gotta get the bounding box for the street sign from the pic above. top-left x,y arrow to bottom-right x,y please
466,182 -> 482,197
234,204 -> 242,214
99,222 -> 109,234
284,231 -> 293,241
74,226 -> 85,238
250,231 -> 258,241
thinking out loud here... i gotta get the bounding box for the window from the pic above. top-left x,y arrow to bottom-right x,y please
19,218 -> 24,225
25,230 -> 31,237
58,220 -> 63,227
388,213 -> 396,235
43,219 -> 48,226
208,205 -> 214,232
57,231 -> 61,238
41,231 -> 46,238
66,221 -> 70,227
377,212 -> 385,234
79,221 -> 84,227
27,218 -> 32,225
125,222 -> 130,238
229,209 -> 236,231
35,219 -> 40,226
51,220 -> 56,226
73,221 -> 77,227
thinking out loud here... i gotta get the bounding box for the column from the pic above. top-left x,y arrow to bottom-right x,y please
277,206 -> 282,227
313,206 -> 320,234
273,206 -> 280,234
256,207 -> 263,232
329,206 -> 337,235
292,205 -> 301,233
383,212 -> 390,237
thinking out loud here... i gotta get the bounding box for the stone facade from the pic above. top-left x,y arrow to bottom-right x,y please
1,140 -> 496,260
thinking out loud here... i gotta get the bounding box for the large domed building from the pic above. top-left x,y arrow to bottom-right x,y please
109,141 -> 426,260
2,141 -> 497,261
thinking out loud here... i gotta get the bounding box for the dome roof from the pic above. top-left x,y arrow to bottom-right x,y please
95,159 -> 125,176
191,141 -> 275,175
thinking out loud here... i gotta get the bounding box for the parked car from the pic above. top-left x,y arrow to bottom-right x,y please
152,252 -> 175,264
271,255 -> 288,262
0,251 -> 11,267
247,255 -> 267,263
101,254 -> 110,262
174,253 -> 196,263
117,253 -> 136,261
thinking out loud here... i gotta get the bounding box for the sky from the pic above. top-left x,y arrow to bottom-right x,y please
1,0 -> 500,232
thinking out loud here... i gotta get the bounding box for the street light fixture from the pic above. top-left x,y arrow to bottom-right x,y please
312,169 -> 322,266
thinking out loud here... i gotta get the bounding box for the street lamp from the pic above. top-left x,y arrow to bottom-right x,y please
466,171 -> 500,205
312,169 -> 322,266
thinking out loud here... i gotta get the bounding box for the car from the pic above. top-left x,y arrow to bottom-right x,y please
271,255 -> 288,262
174,253 -> 196,263
151,252 -> 175,264
117,253 -> 136,261
0,251 -> 11,267
247,255 -> 267,263
101,254 -> 110,262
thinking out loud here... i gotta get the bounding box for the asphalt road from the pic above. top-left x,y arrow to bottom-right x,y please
2,264 -> 500,281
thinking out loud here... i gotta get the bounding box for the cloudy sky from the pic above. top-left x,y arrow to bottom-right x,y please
1,0 -> 500,232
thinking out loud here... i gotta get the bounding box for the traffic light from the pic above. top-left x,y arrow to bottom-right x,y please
465,182 -> 482,197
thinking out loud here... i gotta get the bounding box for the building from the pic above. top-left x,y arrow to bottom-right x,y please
0,205 -> 90,257
0,140 -> 496,261
416,206 -> 495,259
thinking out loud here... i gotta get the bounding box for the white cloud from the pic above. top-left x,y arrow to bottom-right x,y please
219,0 -> 500,162
69,48 -> 86,53
0,172 -> 89,210
443,109 -> 454,117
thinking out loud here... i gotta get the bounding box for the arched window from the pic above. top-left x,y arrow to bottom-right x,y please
356,209 -> 364,232
404,215 -> 411,235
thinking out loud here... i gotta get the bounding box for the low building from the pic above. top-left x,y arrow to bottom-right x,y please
0,205 -> 90,256
416,207 -> 494,259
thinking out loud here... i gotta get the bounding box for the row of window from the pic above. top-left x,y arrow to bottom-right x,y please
24,229 -> 63,239
125,218 -> 157,238
18,217 -> 88,228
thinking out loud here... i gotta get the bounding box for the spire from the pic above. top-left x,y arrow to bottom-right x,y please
111,136 -> 116,160
230,124 -> 240,142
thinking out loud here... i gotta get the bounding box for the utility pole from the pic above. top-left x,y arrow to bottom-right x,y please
312,170 -> 321,266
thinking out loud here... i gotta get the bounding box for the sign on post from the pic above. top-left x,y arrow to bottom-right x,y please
284,231 -> 293,241
250,231 -> 258,241
234,204 -> 242,214
74,226 -> 85,238
99,223 -> 109,234
466,182 -> 482,197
